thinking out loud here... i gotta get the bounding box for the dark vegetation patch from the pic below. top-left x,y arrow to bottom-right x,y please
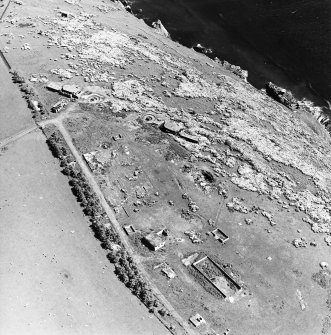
327,291 -> 331,312
322,315 -> 331,334
112,109 -> 135,119
187,264 -> 224,299
144,128 -> 167,145
18,23 -> 35,28
312,269 -> 331,289
165,141 -> 189,161
78,103 -> 96,112
201,169 -> 215,183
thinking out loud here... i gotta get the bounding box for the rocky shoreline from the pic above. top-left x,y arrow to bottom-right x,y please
126,0 -> 331,126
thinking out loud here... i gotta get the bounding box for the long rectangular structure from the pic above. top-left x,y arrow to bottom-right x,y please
193,256 -> 241,298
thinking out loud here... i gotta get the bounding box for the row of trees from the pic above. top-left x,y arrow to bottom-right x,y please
45,129 -> 159,312
11,69 -> 48,121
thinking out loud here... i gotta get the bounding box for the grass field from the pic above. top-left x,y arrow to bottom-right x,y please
0,130 -> 168,335
0,61 -> 34,141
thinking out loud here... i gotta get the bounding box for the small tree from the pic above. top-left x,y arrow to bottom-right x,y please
47,139 -> 62,158
107,250 -> 120,264
11,70 -> 25,83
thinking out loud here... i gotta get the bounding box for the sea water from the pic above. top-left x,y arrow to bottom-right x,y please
131,0 -> 331,108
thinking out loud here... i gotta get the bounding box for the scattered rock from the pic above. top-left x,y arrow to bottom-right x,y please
296,289 -> 307,311
245,218 -> 253,225
292,238 -> 307,248
227,197 -> 249,214
188,200 -> 199,212
320,262 -> 329,269
184,231 -> 202,243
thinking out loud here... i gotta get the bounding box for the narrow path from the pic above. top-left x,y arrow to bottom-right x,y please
0,125 -> 38,148
0,104 -> 75,148
0,49 -> 11,69
48,118 -> 197,335
0,0 -> 11,21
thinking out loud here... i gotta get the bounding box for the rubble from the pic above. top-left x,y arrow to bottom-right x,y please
29,74 -> 48,83
296,289 -> 307,311
161,264 -> 176,279
83,149 -> 116,171
320,262 -> 329,269
50,68 -> 73,79
227,197 -> 249,214
184,231 -> 202,243
245,218 -> 253,225
21,43 -> 30,50
188,199 -> 199,212
325,236 -> 331,246
292,238 -> 308,248
261,211 -> 276,226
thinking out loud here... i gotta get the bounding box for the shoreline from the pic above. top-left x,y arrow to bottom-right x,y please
128,0 -> 330,112
122,1 -> 331,135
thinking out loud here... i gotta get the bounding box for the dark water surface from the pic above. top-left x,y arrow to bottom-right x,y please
131,0 -> 331,107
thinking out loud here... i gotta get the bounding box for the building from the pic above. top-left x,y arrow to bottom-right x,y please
143,231 -> 166,251
46,82 -> 62,92
189,313 -> 206,327
62,84 -> 81,98
210,228 -> 229,244
123,225 -> 136,235
51,100 -> 67,113
161,120 -> 183,134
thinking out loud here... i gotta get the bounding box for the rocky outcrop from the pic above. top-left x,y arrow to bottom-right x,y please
193,43 -> 213,55
265,82 -> 297,109
219,60 -> 248,82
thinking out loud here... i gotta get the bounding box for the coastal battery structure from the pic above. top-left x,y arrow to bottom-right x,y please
0,1 -> 331,335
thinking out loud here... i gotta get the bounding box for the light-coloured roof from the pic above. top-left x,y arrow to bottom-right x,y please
62,84 -> 81,94
46,82 -> 62,91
